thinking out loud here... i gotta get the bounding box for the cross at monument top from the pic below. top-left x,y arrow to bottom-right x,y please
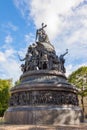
41,23 -> 47,30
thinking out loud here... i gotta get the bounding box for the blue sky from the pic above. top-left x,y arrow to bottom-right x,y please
0,0 -> 87,82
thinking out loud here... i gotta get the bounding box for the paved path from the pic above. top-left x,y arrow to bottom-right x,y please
0,124 -> 87,130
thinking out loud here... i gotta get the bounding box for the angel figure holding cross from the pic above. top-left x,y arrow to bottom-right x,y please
36,23 -> 50,43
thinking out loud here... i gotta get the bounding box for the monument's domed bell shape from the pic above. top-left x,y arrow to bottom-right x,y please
4,23 -> 82,125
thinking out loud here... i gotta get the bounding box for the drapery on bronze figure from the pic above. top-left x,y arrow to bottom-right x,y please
36,23 -> 49,43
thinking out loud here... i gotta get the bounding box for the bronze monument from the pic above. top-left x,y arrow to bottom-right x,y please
4,23 -> 82,125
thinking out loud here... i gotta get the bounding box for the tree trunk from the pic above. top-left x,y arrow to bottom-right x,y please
81,95 -> 84,119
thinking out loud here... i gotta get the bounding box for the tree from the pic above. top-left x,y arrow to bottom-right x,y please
68,66 -> 87,116
14,79 -> 20,86
0,79 -> 12,116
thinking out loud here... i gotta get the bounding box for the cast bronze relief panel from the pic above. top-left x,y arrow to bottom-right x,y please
9,90 -> 78,106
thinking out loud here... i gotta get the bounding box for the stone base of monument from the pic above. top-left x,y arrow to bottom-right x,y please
4,70 -> 83,125
4,105 -> 82,125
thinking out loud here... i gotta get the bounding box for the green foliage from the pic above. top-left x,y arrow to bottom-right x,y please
68,66 -> 87,96
0,79 -> 12,116
14,79 -> 20,86
68,66 -> 87,114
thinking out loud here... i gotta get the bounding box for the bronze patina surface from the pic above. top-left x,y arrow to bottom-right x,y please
4,23 -> 82,125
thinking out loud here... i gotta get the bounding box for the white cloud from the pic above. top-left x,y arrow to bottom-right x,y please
0,49 -> 22,83
13,0 -> 87,76
2,22 -> 18,31
7,22 -> 18,31
0,52 -> 6,62
24,33 -> 35,44
5,35 -> 13,43
14,0 -> 85,40
13,0 -> 30,18
66,62 -> 87,77
0,58 -> 21,82
0,0 -> 87,83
